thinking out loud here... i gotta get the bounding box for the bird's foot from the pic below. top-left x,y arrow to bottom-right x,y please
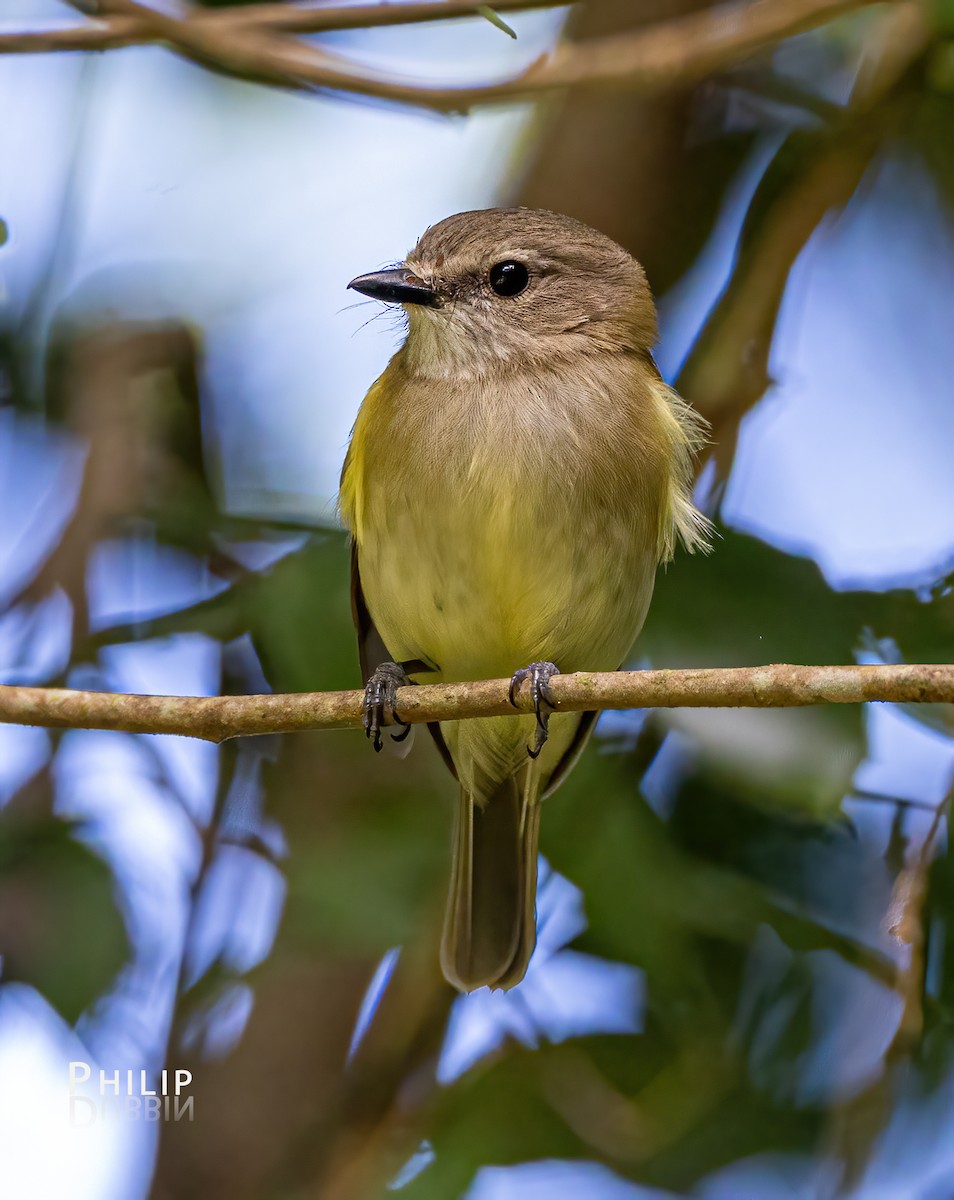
363,661 -> 412,753
509,661 -> 561,759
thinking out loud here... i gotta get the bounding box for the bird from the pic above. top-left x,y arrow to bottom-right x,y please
339,207 -> 709,993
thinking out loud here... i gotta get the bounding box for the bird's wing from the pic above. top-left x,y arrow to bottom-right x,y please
541,710 -> 598,798
349,538 -> 457,777
350,537 -> 392,686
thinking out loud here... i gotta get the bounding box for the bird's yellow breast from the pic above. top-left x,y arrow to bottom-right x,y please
340,351 -> 676,685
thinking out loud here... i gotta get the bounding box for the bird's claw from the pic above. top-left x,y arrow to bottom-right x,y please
363,661 -> 411,753
509,661 -> 560,759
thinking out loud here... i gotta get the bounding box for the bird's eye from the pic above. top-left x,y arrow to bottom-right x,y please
489,260 -> 530,297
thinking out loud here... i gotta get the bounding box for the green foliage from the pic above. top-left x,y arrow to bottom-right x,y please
934,0 -> 954,35
284,763 -> 449,954
0,776 -> 128,1025
646,529 -> 953,672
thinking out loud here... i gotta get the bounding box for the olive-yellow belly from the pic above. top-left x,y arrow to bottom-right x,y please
358,474 -> 656,685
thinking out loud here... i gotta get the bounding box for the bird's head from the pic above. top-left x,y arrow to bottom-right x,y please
348,207 -> 658,379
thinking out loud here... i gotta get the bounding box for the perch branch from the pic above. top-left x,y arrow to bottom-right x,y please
0,663 -> 950,743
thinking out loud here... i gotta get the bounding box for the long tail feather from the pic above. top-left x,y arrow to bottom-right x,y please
440,764 -> 539,992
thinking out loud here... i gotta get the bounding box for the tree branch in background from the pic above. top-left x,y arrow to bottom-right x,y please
222,0 -> 563,35
824,781 -> 952,1188
677,1 -> 929,487
0,663 -> 951,742
1,0 -> 882,111
0,0 -> 563,52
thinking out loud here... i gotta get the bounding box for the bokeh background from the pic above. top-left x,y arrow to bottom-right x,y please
2,0 -> 954,1197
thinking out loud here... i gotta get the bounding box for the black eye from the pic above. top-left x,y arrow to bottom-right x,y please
489,260 -> 530,297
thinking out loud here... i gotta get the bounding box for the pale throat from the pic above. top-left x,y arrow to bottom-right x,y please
402,307 -> 540,381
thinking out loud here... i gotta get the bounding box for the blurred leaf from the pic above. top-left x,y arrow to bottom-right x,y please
907,89 -> 954,210
934,0 -> 954,34
632,1075 -> 822,1193
668,768 -> 890,940
477,6 -> 517,38
0,775 -> 127,1023
284,766 -> 448,954
87,531 -> 357,691
926,40 -> 954,92
245,533 -> 356,691
400,1044 -> 591,1200
404,1028 -> 822,1199
0,218 -> 8,248
545,751 -> 896,1009
643,526 -> 954,668
661,705 -> 861,817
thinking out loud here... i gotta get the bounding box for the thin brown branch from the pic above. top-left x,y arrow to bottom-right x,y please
1,0 -> 882,112
0,663 -> 951,743
885,783 -> 951,1045
0,16 -> 142,53
264,0 -> 882,109
0,0 -> 561,52
221,0 -> 564,35
0,1 -> 563,55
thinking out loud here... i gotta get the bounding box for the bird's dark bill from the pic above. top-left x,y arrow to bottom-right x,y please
347,268 -> 442,308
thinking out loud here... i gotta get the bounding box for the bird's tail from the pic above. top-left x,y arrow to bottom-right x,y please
440,763 -> 540,992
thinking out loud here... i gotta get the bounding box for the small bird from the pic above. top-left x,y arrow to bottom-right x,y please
340,208 -> 708,992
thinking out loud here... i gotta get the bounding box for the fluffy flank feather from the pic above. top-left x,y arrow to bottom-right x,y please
654,382 -> 713,562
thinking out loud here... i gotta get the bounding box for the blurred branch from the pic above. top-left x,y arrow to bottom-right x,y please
220,0 -> 561,34
0,0 -> 562,51
8,325 -> 203,639
300,929 -> 455,1200
541,1038 -> 736,1166
0,663 -> 952,742
885,786 -> 950,1046
824,781 -> 952,1188
678,0 -> 929,487
1,0 -> 884,111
